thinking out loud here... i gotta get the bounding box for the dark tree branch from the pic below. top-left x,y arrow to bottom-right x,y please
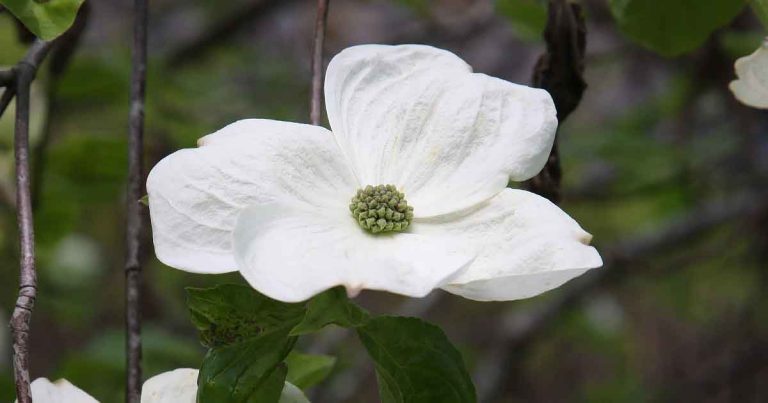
9,38 -> 53,403
0,69 -> 14,86
310,0 -> 330,125
125,0 -> 148,401
33,2 -> 91,209
524,0 -> 587,204
0,38 -> 58,119
477,192 -> 767,402
166,0 -> 293,68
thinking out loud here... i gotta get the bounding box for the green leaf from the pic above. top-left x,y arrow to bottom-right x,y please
290,287 -> 370,335
608,0 -> 748,57
198,329 -> 295,403
0,0 -> 85,40
495,0 -> 547,41
186,284 -> 306,347
285,352 -> 336,390
357,316 -> 477,403
187,285 -> 311,402
753,0 -> 768,29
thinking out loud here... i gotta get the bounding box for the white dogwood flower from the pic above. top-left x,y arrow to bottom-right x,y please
15,378 -> 97,403
147,44 -> 602,302
141,368 -> 308,403
730,38 -> 768,109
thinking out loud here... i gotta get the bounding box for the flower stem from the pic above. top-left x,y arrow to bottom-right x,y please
125,0 -> 148,401
310,0 -> 330,125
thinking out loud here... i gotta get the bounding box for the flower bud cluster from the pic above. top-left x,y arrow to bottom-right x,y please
349,184 -> 414,233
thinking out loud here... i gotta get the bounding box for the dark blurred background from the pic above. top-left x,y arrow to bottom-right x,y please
1,0 -> 767,401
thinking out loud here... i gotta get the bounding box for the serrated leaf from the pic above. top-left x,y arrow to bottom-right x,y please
609,0 -> 748,57
290,287 -> 370,335
186,284 -> 305,347
0,0 -> 85,40
285,351 -> 336,390
357,316 -> 477,403
198,328 -> 294,403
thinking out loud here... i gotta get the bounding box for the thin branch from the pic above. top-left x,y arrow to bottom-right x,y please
310,0 -> 330,125
476,192 -> 767,402
9,38 -> 53,403
0,84 -> 15,117
524,0 -> 587,204
125,0 -> 148,400
0,39 -> 57,119
165,0 -> 292,68
0,69 -> 14,86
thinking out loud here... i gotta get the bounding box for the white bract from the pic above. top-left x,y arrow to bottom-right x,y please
16,371 -> 308,402
141,368 -> 308,403
730,38 -> 768,109
15,378 -> 98,403
147,44 -> 602,302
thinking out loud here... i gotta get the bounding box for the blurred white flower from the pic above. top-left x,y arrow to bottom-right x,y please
583,293 -> 625,335
140,368 -> 308,403
47,234 -> 103,287
730,38 -> 768,109
147,44 -> 601,303
15,378 -> 97,403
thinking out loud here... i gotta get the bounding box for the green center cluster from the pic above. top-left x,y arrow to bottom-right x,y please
349,184 -> 414,234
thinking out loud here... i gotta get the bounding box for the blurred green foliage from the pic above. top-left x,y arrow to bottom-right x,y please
608,0 -> 749,56
752,0 -> 768,29
495,0 -> 547,41
1,1 -> 767,401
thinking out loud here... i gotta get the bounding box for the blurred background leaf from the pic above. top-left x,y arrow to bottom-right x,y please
609,0 -> 749,56
495,0 -> 547,41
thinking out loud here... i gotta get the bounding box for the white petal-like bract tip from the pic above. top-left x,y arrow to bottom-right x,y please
16,378 -> 98,403
141,368 -> 308,403
414,189 -> 602,301
141,368 -> 197,403
730,39 -> 768,109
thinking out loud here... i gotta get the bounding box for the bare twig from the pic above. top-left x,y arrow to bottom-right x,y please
477,192 -> 767,402
9,38 -> 53,403
310,0 -> 330,125
524,0 -> 587,204
0,35 -> 63,119
0,84 -> 15,117
125,0 -> 148,401
166,0 -> 292,68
